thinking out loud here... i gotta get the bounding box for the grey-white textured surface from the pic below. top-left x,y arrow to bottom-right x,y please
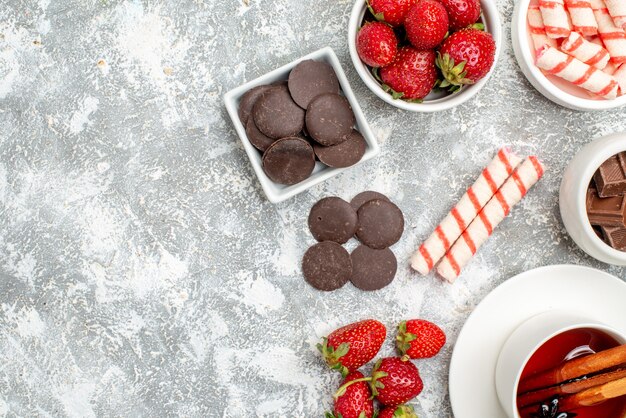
1,0 -> 625,417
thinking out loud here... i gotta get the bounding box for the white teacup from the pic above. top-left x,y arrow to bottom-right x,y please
495,310 -> 626,418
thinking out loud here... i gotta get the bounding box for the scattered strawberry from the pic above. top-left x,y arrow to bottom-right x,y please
369,357 -> 424,406
378,404 -> 419,418
379,47 -> 437,101
368,0 -> 418,26
404,0 -> 449,50
328,371 -> 375,418
357,22 -> 399,68
318,319 -> 387,377
440,0 -> 481,30
397,319 -> 446,359
437,28 -> 496,88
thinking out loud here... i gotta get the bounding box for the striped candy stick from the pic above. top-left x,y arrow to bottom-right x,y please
539,0 -> 572,38
564,0 -> 598,36
536,45 -> 619,99
605,0 -> 626,30
561,31 -> 610,69
528,4 -> 558,50
613,64 -> 626,94
590,0 -> 626,64
437,157 -> 545,283
410,148 -> 522,276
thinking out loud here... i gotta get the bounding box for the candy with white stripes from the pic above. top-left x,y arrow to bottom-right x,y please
591,0 -> 626,64
613,64 -> 626,94
436,157 -> 545,283
536,45 -> 619,99
565,0 -> 598,35
410,148 -> 522,275
539,0 -> 572,38
605,0 -> 626,29
561,31 -> 610,69
528,4 -> 558,50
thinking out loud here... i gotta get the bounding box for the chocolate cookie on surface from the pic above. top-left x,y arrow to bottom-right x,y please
308,197 -> 358,244
306,93 -> 355,146
253,86 -> 305,139
356,199 -> 404,249
302,241 -> 352,291
314,130 -> 366,168
246,118 -> 275,152
238,84 -> 273,125
288,60 -> 340,109
262,137 -> 315,185
350,191 -> 390,212
350,245 -> 397,291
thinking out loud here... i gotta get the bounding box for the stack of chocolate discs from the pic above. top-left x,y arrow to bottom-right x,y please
238,60 -> 367,186
302,191 -> 404,292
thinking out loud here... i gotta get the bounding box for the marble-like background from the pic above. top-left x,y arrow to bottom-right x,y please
0,0 -> 625,417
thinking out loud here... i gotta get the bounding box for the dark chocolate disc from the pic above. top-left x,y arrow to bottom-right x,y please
302,241 -> 352,291
306,93 -> 355,146
288,60 -> 340,109
350,191 -> 390,212
238,85 -> 273,125
350,245 -> 397,291
261,137 -> 315,185
314,129 -> 366,168
253,86 -> 305,139
246,118 -> 275,152
356,199 -> 404,249
308,197 -> 358,244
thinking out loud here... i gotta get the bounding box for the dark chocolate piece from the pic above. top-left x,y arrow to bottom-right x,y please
302,241 -> 352,291
350,191 -> 390,212
350,245 -> 397,291
288,60 -> 340,109
308,197 -> 358,244
253,85 -> 305,139
314,129 -> 366,168
601,225 -> 626,251
245,117 -> 275,152
593,152 -> 626,198
261,137 -> 315,185
586,187 -> 626,227
356,199 -> 404,249
238,85 -> 273,125
305,93 -> 355,146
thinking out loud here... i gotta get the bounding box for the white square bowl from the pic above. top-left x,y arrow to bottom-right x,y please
224,46 -> 380,204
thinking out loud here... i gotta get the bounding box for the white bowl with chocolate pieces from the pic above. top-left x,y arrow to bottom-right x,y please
224,47 -> 380,203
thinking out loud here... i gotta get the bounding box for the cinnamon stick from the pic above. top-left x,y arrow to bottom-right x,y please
517,368 -> 626,408
558,376 -> 626,411
518,343 -> 626,393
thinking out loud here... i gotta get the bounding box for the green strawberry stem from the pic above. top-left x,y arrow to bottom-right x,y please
317,338 -> 351,377
396,321 -> 417,358
334,377 -> 372,399
435,52 -> 474,88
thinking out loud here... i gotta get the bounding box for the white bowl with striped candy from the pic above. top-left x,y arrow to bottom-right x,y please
560,132 -> 626,265
512,0 -> 626,111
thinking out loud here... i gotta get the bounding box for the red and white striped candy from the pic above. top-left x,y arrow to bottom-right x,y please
436,157 -> 545,283
536,45 -> 619,99
410,148 -> 522,276
614,64 -> 626,94
605,0 -> 626,30
565,0 -> 598,35
528,5 -> 559,50
591,0 -> 626,64
561,31 -> 610,69
539,0 -> 572,38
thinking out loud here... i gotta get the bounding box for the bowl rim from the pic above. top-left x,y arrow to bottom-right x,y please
512,0 -> 626,111
347,0 -> 503,112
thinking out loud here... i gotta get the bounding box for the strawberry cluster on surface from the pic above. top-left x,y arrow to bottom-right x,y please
356,0 -> 496,101
319,319 -> 446,418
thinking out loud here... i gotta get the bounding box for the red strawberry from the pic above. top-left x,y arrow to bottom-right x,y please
368,0 -> 418,26
357,22 -> 399,68
318,319 -> 386,377
379,47 -> 437,101
396,319 -> 446,359
369,357 -> 423,406
437,28 -> 496,88
440,0 -> 482,30
405,0 -> 449,50
329,371 -> 375,418
378,404 -> 419,418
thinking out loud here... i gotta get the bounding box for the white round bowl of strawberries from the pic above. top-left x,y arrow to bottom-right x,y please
348,0 -> 502,112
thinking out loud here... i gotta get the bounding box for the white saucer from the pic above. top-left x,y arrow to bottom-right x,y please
449,264 -> 626,418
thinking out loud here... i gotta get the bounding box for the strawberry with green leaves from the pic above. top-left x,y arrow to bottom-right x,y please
318,319 -> 386,377
379,47 -> 437,101
357,22 -> 399,68
327,371 -> 375,418
437,28 -> 496,88
397,319 -> 446,360
378,404 -> 419,418
368,0 -> 418,26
